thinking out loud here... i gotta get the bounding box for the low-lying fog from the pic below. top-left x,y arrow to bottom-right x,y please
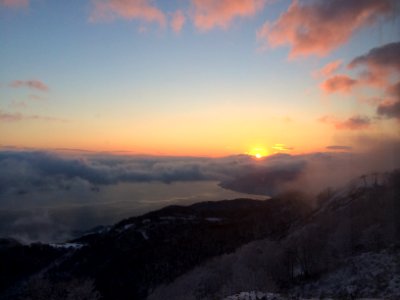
1,137 -> 398,243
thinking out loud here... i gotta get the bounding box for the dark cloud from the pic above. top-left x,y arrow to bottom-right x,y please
348,41 -> 400,87
326,145 -> 353,151
377,81 -> 400,120
377,100 -> 400,119
347,42 -> 400,121
349,41 -> 400,71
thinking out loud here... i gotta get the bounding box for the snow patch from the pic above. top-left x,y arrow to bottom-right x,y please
123,224 -> 135,230
225,291 -> 286,300
49,243 -> 84,249
205,217 -> 222,222
139,230 -> 149,240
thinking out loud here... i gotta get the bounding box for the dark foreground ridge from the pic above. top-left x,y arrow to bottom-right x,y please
0,170 -> 399,300
0,196 -> 310,300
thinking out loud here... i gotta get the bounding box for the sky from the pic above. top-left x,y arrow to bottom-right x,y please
0,0 -> 400,156
1,0 -> 400,242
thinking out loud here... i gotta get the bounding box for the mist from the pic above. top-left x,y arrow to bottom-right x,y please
0,137 -> 399,243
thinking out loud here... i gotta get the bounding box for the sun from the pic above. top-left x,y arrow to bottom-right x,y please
248,147 -> 268,159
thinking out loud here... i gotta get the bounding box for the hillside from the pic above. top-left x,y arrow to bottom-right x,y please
0,170 -> 398,300
0,197 -> 310,300
149,170 -> 400,299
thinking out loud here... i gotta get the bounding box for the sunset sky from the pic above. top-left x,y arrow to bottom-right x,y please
1,0 -> 399,156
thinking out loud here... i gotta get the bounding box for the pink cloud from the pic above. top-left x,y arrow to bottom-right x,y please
9,80 -> 49,92
319,115 -> 372,130
0,0 -> 28,8
171,10 -> 185,33
90,0 -> 166,27
192,0 -> 265,31
257,0 -> 396,58
320,74 -> 358,94
316,60 -> 342,77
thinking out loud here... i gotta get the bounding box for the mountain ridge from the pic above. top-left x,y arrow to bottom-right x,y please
0,169 -> 399,300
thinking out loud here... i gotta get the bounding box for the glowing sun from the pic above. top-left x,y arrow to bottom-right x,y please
248,147 -> 268,159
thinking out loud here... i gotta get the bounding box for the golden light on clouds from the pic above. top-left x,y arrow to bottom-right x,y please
272,144 -> 292,152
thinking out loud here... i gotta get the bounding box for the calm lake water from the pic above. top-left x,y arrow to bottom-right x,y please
0,181 -> 267,243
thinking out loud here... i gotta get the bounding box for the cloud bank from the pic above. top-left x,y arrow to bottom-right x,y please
1,142 -> 399,243
1,141 -> 399,199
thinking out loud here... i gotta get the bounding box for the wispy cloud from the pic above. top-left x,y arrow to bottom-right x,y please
319,115 -> 372,130
90,0 -> 166,27
0,0 -> 28,8
257,0 -> 396,57
192,0 -> 265,31
0,110 -> 65,122
171,10 -> 185,33
9,80 -> 49,92
326,145 -> 352,151
1,140 -> 398,200
272,144 -> 293,152
315,60 -> 342,78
